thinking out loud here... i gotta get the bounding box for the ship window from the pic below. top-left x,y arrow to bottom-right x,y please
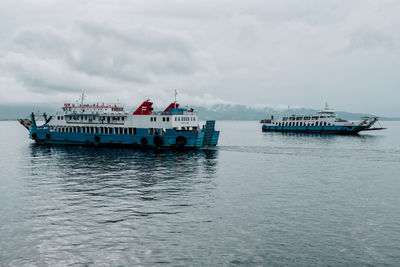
324,122 -> 327,126
115,127 -> 118,134
163,117 -> 165,122
133,128 -> 137,135
154,117 -> 156,122
167,117 -> 170,122
178,117 -> 180,121
150,117 -> 153,122
104,128 -> 108,134
282,117 -> 287,121
121,117 -> 124,121
124,128 -> 128,134
129,128 -> 132,135
296,117 -> 302,120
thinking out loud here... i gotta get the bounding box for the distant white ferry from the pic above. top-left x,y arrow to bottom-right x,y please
261,104 -> 385,135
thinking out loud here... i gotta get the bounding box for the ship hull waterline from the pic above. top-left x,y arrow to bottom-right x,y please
261,125 -> 383,135
28,123 -> 219,150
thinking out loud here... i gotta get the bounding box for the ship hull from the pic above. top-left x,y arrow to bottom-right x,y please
29,121 -> 219,149
262,125 -> 363,135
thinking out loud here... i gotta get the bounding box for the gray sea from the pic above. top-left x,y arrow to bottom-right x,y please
1,120 -> 400,266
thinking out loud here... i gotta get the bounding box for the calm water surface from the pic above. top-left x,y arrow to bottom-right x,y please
1,121 -> 400,266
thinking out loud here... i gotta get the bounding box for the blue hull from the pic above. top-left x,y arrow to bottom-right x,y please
262,125 -> 362,135
29,121 -> 219,150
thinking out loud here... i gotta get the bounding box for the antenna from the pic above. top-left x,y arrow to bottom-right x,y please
79,93 -> 86,106
325,102 -> 329,110
174,89 -> 178,108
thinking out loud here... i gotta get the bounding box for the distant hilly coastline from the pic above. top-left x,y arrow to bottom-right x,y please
1,103 -> 399,121
192,104 -> 400,121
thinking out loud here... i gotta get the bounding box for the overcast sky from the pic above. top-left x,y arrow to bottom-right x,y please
0,0 -> 399,115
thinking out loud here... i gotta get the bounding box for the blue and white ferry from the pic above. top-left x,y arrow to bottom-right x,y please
19,95 -> 219,149
261,104 -> 385,135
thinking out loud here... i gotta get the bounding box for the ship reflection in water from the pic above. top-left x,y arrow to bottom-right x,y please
28,145 -> 219,204
6,145 -> 220,265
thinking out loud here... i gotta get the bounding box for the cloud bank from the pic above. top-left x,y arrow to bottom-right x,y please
0,0 -> 399,115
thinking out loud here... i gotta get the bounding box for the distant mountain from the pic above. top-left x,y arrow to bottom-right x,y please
192,104 -> 400,121
0,104 -> 58,120
1,103 -> 399,121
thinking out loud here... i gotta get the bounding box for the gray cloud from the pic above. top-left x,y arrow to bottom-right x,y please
3,21 -> 201,92
0,0 -> 399,115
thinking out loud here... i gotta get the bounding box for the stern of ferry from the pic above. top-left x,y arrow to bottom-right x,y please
194,120 -> 220,149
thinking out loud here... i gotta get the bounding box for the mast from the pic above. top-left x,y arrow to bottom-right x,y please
174,89 -> 177,109
79,93 -> 86,106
